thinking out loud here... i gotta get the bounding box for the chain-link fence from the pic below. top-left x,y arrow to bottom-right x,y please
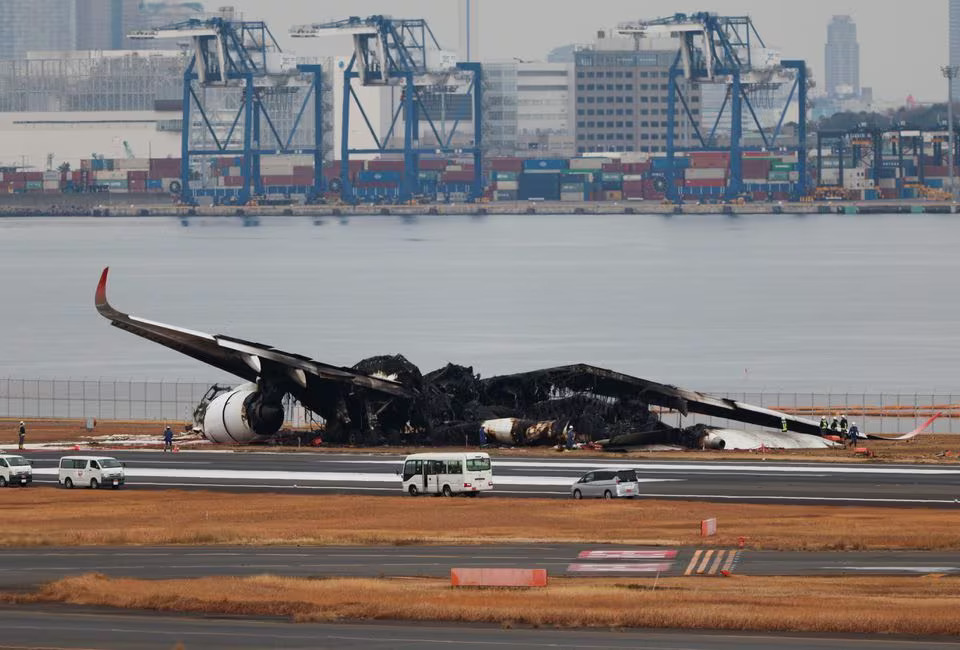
658,392 -> 960,436
0,379 -> 957,435
0,378 -> 315,427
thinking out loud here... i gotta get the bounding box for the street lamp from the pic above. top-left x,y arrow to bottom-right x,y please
941,65 -> 959,203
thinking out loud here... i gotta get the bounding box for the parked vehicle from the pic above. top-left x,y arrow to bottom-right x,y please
58,456 -> 125,489
0,454 -> 32,487
570,469 -> 639,499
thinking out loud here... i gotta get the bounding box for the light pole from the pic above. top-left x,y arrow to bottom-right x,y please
941,65 -> 959,203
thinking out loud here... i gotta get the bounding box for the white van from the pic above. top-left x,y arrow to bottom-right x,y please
400,452 -> 493,496
58,456 -> 125,489
0,454 -> 33,487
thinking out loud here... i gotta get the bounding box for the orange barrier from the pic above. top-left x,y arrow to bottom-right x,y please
451,568 -> 548,587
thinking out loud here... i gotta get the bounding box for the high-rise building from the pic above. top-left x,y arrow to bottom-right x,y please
824,15 -> 860,98
76,0 -> 142,50
0,0 -> 77,59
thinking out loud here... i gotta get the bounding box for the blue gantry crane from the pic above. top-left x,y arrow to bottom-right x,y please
130,15 -> 325,205
619,13 -> 808,201
292,15 -> 483,203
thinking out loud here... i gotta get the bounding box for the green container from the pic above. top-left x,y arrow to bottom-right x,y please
493,171 -> 518,181
768,172 -> 790,181
561,182 -> 584,192
601,172 -> 623,182
771,163 -> 795,171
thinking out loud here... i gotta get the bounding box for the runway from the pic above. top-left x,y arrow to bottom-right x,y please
1,545 -> 958,588
16,449 -> 960,507
3,608 -> 958,650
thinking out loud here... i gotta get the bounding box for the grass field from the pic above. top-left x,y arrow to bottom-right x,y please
1,489 -> 958,549
5,574 -> 960,635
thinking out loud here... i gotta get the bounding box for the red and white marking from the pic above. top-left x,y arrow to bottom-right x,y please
577,550 -> 678,560
567,563 -> 673,573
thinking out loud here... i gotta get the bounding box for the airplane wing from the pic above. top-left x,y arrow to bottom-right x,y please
865,412 -> 942,441
482,364 -> 824,437
94,267 -> 413,400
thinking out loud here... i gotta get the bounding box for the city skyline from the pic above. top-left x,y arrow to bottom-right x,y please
221,0 -> 947,104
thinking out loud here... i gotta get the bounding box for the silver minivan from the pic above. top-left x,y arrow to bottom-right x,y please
571,469 -> 639,499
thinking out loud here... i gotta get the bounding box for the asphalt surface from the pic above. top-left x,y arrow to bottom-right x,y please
14,449 -> 960,507
2,545 -> 959,589
1,608 -> 958,650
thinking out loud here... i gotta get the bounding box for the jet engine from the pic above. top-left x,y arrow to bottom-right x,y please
201,382 -> 285,444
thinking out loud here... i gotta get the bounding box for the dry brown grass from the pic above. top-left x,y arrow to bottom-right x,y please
1,489 -> 959,550
4,573 -> 959,635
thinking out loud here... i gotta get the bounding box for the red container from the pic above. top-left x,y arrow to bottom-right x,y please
752,191 -> 768,201
742,159 -> 772,177
490,157 -> 524,172
293,165 -> 315,176
771,191 -> 789,201
623,162 -> 652,175
223,176 -> 244,187
367,159 -> 405,172
924,166 -> 949,177
622,180 -> 645,197
127,171 -> 148,181
418,159 -> 447,171
150,158 -> 181,178
689,152 -> 730,169
441,171 -> 475,183
23,172 -> 43,181
601,162 -> 623,172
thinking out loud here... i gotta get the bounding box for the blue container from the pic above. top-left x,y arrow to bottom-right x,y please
651,156 -> 691,172
146,179 -> 163,190
518,172 -> 560,200
523,159 -> 568,171
863,189 -> 878,200
926,178 -> 944,188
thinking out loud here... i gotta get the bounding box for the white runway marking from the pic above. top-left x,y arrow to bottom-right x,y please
329,458 -> 960,476
28,468 -> 677,487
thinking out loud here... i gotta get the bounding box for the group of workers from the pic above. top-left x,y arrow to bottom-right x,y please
819,414 -> 861,445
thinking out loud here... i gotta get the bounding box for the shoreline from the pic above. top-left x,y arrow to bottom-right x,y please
0,199 -> 957,218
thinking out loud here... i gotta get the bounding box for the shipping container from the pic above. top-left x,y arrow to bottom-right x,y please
523,158 -> 568,171
494,180 -> 519,191
518,172 -> 560,200
490,157 -> 524,172
568,157 -> 606,171
685,168 -> 727,181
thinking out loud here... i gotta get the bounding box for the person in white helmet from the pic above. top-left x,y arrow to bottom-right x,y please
847,421 -> 860,446
17,421 -> 25,450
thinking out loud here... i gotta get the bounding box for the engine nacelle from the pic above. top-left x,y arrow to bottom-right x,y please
201,383 -> 284,444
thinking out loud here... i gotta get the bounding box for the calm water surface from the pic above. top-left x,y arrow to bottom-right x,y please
1,213 -> 958,393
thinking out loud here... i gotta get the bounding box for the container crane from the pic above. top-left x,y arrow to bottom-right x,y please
619,12 -> 808,201
130,13 -> 325,205
292,15 -> 483,203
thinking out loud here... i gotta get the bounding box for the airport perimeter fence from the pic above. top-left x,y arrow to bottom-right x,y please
0,378 -> 313,428
0,378 -> 957,435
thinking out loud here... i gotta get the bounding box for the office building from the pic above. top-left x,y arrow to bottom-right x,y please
573,31 -> 700,154
0,0 -> 77,59
484,61 -> 575,156
824,15 -> 860,98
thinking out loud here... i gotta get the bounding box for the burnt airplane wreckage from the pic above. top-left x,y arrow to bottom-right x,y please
95,268 -> 833,450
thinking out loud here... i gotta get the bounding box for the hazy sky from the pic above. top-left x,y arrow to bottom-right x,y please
225,0 -> 947,103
